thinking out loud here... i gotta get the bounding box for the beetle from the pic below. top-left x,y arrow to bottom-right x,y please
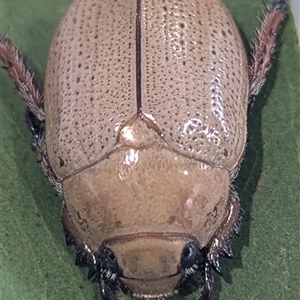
0,0 -> 287,299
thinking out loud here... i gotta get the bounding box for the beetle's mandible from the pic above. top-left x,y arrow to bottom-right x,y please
0,0 -> 287,299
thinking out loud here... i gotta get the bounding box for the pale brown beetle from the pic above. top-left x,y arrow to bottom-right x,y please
0,0 -> 287,299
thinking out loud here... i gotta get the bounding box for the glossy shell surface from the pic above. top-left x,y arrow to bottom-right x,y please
45,0 -> 248,179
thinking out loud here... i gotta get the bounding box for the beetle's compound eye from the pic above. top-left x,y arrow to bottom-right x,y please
99,247 -> 119,281
181,242 -> 200,276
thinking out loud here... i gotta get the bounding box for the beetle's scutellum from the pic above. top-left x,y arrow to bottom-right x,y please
0,0 -> 287,299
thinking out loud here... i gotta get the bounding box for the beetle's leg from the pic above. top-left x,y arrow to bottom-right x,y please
99,247 -> 120,300
199,190 -> 241,300
248,0 -> 287,107
100,279 -> 118,300
26,119 -> 62,193
63,202 -> 122,298
25,108 -> 62,193
0,34 -> 45,121
62,204 -> 98,279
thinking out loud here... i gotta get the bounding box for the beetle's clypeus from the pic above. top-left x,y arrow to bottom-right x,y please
0,0 -> 287,299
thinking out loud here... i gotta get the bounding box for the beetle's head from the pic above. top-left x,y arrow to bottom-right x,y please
99,235 -> 201,299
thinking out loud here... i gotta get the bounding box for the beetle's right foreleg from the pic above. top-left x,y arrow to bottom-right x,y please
0,34 -> 45,121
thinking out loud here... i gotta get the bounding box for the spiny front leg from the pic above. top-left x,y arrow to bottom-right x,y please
248,0 -> 288,101
199,190 -> 241,300
26,108 -> 62,193
0,34 -> 44,121
62,204 -> 98,279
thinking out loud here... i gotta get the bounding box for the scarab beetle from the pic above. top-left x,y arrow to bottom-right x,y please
0,0 -> 287,299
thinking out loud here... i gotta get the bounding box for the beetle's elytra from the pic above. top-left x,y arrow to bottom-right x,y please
0,0 -> 287,299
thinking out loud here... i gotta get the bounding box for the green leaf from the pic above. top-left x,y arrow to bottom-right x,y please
0,1 -> 299,300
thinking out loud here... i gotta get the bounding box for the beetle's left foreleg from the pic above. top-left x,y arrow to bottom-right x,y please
62,204 -> 118,300
62,204 -> 98,278
199,190 -> 241,300
28,118 -> 62,193
248,0 -> 287,103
